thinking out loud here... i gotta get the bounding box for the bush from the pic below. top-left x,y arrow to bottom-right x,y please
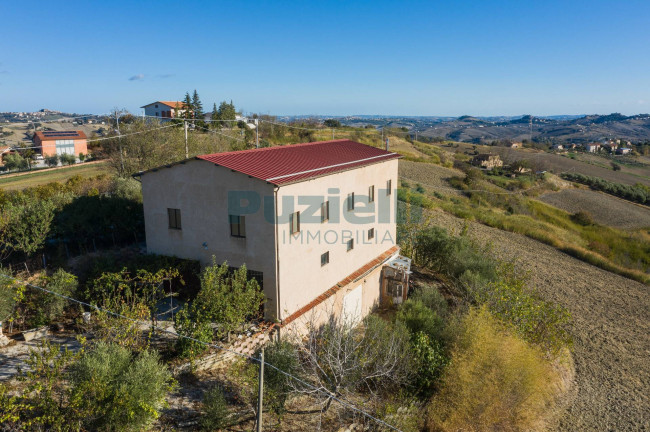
396,299 -> 444,342
32,269 -> 77,325
60,153 -> 76,166
411,331 -> 447,395
427,308 -> 560,432
410,284 -> 448,318
571,210 -> 594,226
70,343 -> 176,431
200,386 -> 232,431
45,154 -> 59,167
262,339 -> 300,417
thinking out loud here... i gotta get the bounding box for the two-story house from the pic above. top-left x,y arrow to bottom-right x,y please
136,139 -> 408,332
141,101 -> 186,119
33,130 -> 88,157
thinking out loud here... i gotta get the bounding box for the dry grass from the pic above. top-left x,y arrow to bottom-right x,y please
427,307 -> 562,432
0,162 -> 110,191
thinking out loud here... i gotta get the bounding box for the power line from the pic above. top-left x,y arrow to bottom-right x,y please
0,272 -> 403,432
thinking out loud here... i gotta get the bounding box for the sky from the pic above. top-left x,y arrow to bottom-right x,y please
1,0 -> 649,116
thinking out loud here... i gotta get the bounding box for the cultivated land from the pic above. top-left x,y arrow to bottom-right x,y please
424,207 -> 650,432
539,189 -> 650,230
0,162 -> 109,190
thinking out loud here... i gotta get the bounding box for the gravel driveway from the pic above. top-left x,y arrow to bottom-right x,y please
426,209 -> 650,431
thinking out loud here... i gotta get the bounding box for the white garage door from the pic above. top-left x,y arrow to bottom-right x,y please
342,284 -> 363,327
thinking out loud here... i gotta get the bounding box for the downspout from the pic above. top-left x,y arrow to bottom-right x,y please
273,186 -> 281,328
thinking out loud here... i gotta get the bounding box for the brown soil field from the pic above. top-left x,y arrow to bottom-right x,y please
398,160 -> 464,196
539,189 -> 650,230
425,208 -> 650,431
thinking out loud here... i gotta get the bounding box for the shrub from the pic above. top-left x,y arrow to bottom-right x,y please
45,154 -> 59,167
396,299 -> 444,342
262,339 -> 300,417
427,308 -> 559,432
410,284 -> 448,318
200,386 -> 232,431
70,342 -> 176,431
60,153 -> 76,166
32,269 -> 77,325
411,331 -> 447,395
571,210 -> 595,226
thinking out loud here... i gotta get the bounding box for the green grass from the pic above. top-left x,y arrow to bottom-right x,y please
0,162 -> 110,191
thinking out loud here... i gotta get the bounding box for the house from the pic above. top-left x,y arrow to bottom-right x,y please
471,154 -> 503,170
616,147 -> 632,155
552,144 -> 564,151
506,142 -> 521,149
33,130 -> 87,157
141,101 -> 186,119
135,139 -> 408,332
584,143 -> 600,153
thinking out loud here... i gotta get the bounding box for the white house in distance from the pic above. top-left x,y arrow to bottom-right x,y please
141,101 -> 186,119
135,139 -> 410,332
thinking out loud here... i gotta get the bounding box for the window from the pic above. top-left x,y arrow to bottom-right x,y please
387,179 -> 392,195
155,104 -> 159,108
321,200 -> 329,223
347,238 -> 354,251
155,112 -> 159,116
290,211 -> 300,234
168,208 -> 182,230
369,185 -> 375,203
368,228 -> 375,240
347,192 -> 355,211
321,251 -> 329,266
229,215 -> 246,237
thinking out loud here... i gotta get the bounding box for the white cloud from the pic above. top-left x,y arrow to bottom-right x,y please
129,74 -> 145,81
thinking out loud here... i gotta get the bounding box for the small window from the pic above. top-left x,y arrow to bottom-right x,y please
168,208 -> 181,230
290,211 -> 300,234
387,179 -> 392,195
155,112 -> 159,116
321,200 -> 329,223
368,228 -> 375,240
321,251 -> 329,266
155,104 -> 159,108
229,215 -> 246,238
347,192 -> 355,211
369,185 -> 375,203
347,238 -> 354,251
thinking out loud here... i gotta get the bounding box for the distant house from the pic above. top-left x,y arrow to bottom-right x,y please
141,101 -> 186,119
506,142 -> 521,149
584,143 -> 600,153
471,154 -> 503,170
552,144 -> 564,151
33,130 -> 87,157
616,147 -> 632,155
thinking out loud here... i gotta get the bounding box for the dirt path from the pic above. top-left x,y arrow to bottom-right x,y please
426,209 -> 650,431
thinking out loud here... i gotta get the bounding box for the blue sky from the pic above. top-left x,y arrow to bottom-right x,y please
2,1 -> 649,116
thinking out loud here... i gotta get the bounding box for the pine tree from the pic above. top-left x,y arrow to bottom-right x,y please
192,89 -> 203,120
183,92 -> 192,120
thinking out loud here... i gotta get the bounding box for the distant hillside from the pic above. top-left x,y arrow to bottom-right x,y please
334,113 -> 650,144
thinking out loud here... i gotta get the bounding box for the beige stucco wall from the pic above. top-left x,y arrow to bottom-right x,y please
141,159 -> 279,316
275,158 -> 398,319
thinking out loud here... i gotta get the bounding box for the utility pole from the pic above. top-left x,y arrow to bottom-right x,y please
184,120 -> 189,159
385,137 -> 389,151
255,118 -> 259,149
116,110 -> 124,173
332,128 -> 334,140
415,129 -> 418,141
256,348 -> 265,432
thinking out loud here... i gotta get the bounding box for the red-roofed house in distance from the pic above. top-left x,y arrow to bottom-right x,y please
33,130 -> 88,157
135,140 -> 411,333
141,101 -> 186,119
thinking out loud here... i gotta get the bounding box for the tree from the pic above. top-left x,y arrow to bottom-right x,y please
213,100 -> 237,130
292,314 -> 413,412
60,153 -> 76,166
192,89 -> 203,121
45,154 -> 59,167
78,152 -> 86,162
182,92 -> 193,120
4,153 -> 27,171
69,343 -> 176,431
3,198 -> 55,259
0,269 -> 17,329
324,119 -> 341,128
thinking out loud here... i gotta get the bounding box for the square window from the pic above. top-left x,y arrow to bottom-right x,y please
229,214 -> 246,237
387,179 -> 392,195
321,251 -> 329,266
369,185 -> 375,203
321,200 -> 329,223
368,228 -> 375,240
168,208 -> 181,230
347,238 -> 354,251
290,211 -> 300,234
347,192 -> 355,211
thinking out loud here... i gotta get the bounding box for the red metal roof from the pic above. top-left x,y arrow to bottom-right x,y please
34,130 -> 87,141
140,101 -> 185,109
196,139 -> 400,186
